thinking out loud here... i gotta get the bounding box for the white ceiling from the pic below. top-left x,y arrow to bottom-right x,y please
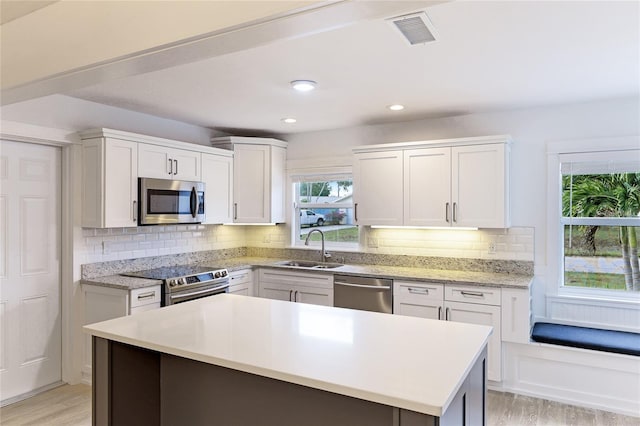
20,1 -> 640,135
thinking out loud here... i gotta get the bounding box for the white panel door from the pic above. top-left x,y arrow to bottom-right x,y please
404,148 -> 451,226
0,140 -> 61,402
201,153 -> 233,224
233,144 -> 270,223
452,144 -> 506,228
353,150 -> 403,226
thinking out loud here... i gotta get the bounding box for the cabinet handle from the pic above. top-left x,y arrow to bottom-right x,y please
408,287 -> 429,295
445,202 -> 450,223
293,290 -> 298,302
133,200 -> 137,222
137,291 -> 155,300
289,290 -> 293,302
168,158 -> 173,175
174,159 -> 178,175
438,306 -> 442,320
453,202 -> 458,223
234,203 -> 238,220
460,290 -> 485,298
445,307 -> 450,321
354,203 -> 358,222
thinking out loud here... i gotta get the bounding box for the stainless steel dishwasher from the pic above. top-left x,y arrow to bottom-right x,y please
333,274 -> 393,313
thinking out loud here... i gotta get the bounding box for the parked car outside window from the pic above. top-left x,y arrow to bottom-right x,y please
300,209 -> 325,227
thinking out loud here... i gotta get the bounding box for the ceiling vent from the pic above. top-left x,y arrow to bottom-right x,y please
388,11 -> 438,45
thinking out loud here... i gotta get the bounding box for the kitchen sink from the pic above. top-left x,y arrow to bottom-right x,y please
276,260 -> 344,269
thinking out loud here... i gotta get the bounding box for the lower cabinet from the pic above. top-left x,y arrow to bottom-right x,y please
228,269 -> 254,296
82,284 -> 161,382
258,268 -> 333,307
394,281 -> 503,382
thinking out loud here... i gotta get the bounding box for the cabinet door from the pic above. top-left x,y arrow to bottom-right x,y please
501,288 -> 531,343
445,300 -> 502,382
259,282 -> 294,301
233,144 -> 270,223
353,150 -> 403,226
104,138 -> 138,228
138,143 -> 171,179
171,149 -> 201,181
293,286 -> 333,306
201,153 -> 233,224
404,148 -> 451,227
452,144 -> 508,228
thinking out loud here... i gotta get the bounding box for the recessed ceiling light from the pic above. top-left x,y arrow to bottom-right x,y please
290,80 -> 317,92
282,117 -> 297,124
388,104 -> 405,111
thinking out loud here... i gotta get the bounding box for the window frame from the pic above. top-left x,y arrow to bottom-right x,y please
289,172 -> 358,250
547,138 -> 640,302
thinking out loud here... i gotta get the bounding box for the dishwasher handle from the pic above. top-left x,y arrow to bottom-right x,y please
334,281 -> 391,290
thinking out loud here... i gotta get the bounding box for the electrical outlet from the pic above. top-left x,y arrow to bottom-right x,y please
263,234 -> 271,243
368,238 -> 378,248
488,242 -> 496,254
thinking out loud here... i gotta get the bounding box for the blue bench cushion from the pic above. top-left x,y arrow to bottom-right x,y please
531,322 -> 640,356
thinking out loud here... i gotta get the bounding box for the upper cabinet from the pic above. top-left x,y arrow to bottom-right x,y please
211,137 -> 287,224
353,135 -> 511,228
138,143 -> 201,181
80,128 -> 234,228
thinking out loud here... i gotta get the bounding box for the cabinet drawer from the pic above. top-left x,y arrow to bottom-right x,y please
394,281 -> 444,302
130,285 -> 161,308
259,269 -> 333,289
445,286 -> 501,306
229,269 -> 252,285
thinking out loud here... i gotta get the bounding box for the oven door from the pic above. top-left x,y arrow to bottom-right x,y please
139,178 -> 205,225
165,282 -> 230,306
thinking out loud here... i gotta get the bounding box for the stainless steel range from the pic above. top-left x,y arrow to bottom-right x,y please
123,265 -> 229,306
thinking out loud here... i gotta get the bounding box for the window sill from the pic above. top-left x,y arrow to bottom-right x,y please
556,287 -> 640,305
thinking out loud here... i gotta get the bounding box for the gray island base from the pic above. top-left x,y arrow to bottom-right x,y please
93,337 -> 487,426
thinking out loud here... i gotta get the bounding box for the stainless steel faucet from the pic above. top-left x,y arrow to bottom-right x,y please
304,229 -> 331,263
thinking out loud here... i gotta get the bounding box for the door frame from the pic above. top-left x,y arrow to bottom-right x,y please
1,123 -> 79,384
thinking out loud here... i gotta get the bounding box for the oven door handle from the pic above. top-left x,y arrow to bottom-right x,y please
190,186 -> 198,218
169,283 -> 230,303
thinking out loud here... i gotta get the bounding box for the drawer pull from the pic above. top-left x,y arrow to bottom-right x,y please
460,290 -> 485,298
438,306 -> 442,320
408,287 -> 429,295
137,291 -> 156,300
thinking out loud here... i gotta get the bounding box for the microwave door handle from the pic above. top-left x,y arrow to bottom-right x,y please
190,187 -> 198,218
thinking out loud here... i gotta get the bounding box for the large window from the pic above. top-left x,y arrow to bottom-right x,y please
560,153 -> 640,293
292,176 -> 357,248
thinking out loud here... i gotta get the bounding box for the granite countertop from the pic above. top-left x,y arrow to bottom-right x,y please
81,256 -> 532,291
84,294 -> 492,416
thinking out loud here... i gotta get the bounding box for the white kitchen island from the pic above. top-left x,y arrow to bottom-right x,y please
84,294 -> 491,426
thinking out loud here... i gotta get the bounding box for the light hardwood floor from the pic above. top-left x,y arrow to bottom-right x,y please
1,385 -> 638,425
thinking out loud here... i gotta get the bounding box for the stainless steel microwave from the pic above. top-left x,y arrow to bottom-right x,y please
139,178 -> 205,225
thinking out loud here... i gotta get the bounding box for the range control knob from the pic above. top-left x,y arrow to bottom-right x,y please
221,270 -> 228,277
168,279 -> 177,287
214,271 -> 221,278
178,277 -> 186,285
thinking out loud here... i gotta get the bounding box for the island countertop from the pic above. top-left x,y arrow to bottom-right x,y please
84,294 -> 491,417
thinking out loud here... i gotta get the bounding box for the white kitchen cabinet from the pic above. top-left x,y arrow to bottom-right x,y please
353,135 -> 511,228
228,269 -> 254,296
211,137 -> 287,224
352,150 -> 403,226
394,280 -> 503,382
258,268 -> 333,306
82,283 -> 161,381
501,287 -> 531,344
138,143 -> 201,181
81,136 -> 138,228
201,152 -> 234,224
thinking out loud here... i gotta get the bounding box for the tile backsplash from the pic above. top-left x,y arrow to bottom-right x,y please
76,224 -> 246,264
77,224 -> 533,264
